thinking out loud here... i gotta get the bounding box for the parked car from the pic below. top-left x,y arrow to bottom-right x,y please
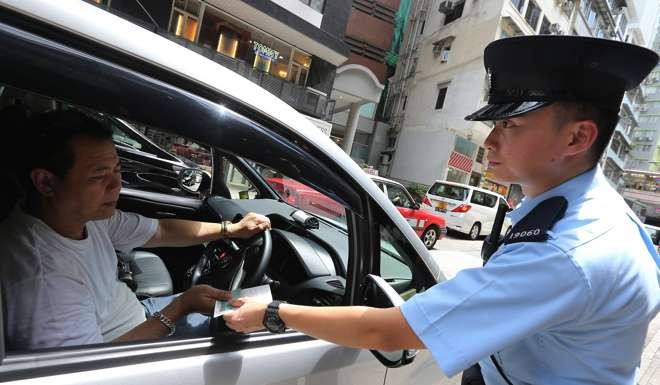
370,175 -> 447,249
0,1 -> 450,384
421,180 -> 512,240
263,174 -> 447,249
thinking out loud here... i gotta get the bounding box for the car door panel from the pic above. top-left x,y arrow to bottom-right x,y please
0,337 -> 385,385
385,350 -> 456,385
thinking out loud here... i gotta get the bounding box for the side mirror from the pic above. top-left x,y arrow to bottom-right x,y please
178,168 -> 211,194
361,274 -> 417,368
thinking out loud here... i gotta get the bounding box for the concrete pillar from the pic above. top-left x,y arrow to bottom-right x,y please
341,102 -> 361,154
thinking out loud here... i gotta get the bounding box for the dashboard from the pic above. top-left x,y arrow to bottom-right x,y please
206,197 -> 349,305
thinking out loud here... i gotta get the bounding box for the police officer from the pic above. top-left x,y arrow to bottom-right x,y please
224,35 -> 660,385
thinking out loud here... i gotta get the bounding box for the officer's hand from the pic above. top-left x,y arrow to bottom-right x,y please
223,298 -> 268,333
176,284 -> 231,316
228,213 -> 271,239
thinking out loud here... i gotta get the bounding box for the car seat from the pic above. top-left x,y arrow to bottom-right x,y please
117,250 -> 173,299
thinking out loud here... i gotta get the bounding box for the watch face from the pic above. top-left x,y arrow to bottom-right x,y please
266,314 -> 284,332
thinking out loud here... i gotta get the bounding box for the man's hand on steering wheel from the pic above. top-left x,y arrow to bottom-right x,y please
227,213 -> 271,239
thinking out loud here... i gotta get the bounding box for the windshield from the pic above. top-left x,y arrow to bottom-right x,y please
252,163 -> 347,225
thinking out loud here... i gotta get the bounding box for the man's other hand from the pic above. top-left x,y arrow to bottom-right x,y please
177,284 -> 231,316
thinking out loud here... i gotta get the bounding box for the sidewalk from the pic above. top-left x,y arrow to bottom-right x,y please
640,314 -> 660,385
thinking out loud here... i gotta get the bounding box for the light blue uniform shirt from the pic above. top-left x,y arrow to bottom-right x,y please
400,167 -> 660,384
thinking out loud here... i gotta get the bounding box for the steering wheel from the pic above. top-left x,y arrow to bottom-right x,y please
188,229 -> 272,291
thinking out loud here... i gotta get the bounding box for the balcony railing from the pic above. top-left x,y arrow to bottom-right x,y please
162,34 -> 333,120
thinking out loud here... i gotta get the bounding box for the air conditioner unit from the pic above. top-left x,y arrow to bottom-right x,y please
438,1 -> 454,13
559,0 -> 575,14
611,7 -> 625,16
440,49 -> 450,62
549,23 -> 564,35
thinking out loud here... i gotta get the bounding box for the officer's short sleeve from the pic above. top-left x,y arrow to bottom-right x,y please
104,210 -> 158,253
400,242 -> 589,377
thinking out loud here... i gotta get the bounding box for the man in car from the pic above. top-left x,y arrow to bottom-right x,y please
0,110 -> 271,350
224,36 -> 660,384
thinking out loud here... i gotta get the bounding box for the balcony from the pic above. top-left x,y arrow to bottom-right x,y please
162,34 -> 334,120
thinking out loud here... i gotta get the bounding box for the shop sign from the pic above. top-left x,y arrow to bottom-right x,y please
252,41 -> 279,61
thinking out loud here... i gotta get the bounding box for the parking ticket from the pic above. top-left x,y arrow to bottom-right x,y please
213,284 -> 273,318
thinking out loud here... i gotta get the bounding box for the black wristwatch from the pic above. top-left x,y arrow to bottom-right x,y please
263,301 -> 286,333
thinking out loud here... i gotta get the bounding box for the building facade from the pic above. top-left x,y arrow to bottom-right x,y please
328,0 -> 403,168
87,0 -> 353,134
383,0 -> 658,206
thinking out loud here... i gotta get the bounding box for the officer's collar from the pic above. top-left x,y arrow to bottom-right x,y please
509,166 -> 604,224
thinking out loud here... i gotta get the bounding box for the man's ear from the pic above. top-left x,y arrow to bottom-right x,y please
30,168 -> 57,197
564,120 -> 599,158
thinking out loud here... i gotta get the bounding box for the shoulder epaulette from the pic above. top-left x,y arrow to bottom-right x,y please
503,196 -> 568,245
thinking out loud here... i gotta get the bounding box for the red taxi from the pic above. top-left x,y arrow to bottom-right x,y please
265,175 -> 446,249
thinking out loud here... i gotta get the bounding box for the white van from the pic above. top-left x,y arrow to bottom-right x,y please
421,180 -> 512,240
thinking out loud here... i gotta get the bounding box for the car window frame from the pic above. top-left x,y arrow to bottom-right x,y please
0,9 -> 370,376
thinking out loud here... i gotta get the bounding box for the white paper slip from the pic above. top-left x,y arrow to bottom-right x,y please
213,284 -> 273,318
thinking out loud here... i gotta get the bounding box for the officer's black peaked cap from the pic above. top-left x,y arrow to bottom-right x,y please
465,35 -> 659,121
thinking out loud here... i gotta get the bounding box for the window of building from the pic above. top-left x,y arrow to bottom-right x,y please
469,171 -> 482,187
539,17 -> 551,34
359,103 -> 376,119
524,0 -> 541,30
402,95 -> 408,111
587,4 -> 598,30
443,1 -> 465,25
618,14 -> 628,36
298,0 -> 325,13
476,146 -> 485,164
510,0 -> 525,13
454,136 -> 477,158
446,167 -> 469,184
435,85 -> 448,110
170,0 -> 202,42
408,58 -> 418,78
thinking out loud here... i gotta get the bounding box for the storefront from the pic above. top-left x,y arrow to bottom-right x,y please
169,0 -> 313,87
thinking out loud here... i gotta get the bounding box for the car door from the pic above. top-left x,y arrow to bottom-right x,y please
0,7 -> 406,384
369,208 -> 454,385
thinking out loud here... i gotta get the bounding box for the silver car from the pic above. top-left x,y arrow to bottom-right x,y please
0,1 -> 452,384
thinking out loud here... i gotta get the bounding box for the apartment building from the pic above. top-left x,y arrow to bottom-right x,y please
383,0 -> 657,205
87,0 -> 353,134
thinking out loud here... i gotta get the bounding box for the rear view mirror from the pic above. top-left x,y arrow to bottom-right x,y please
361,274 -> 417,368
178,168 -> 211,194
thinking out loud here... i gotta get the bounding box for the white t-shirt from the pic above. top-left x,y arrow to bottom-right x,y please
0,207 -> 158,350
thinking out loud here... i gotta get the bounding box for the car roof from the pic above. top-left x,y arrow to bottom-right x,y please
0,0 -> 442,279
429,179 -> 507,199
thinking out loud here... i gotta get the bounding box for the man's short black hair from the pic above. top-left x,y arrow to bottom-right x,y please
18,109 -> 113,190
553,102 -> 620,164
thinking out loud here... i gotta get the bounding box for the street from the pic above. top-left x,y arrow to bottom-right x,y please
430,232 -> 660,384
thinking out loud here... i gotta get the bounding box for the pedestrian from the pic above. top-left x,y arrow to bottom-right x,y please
224,35 -> 660,385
